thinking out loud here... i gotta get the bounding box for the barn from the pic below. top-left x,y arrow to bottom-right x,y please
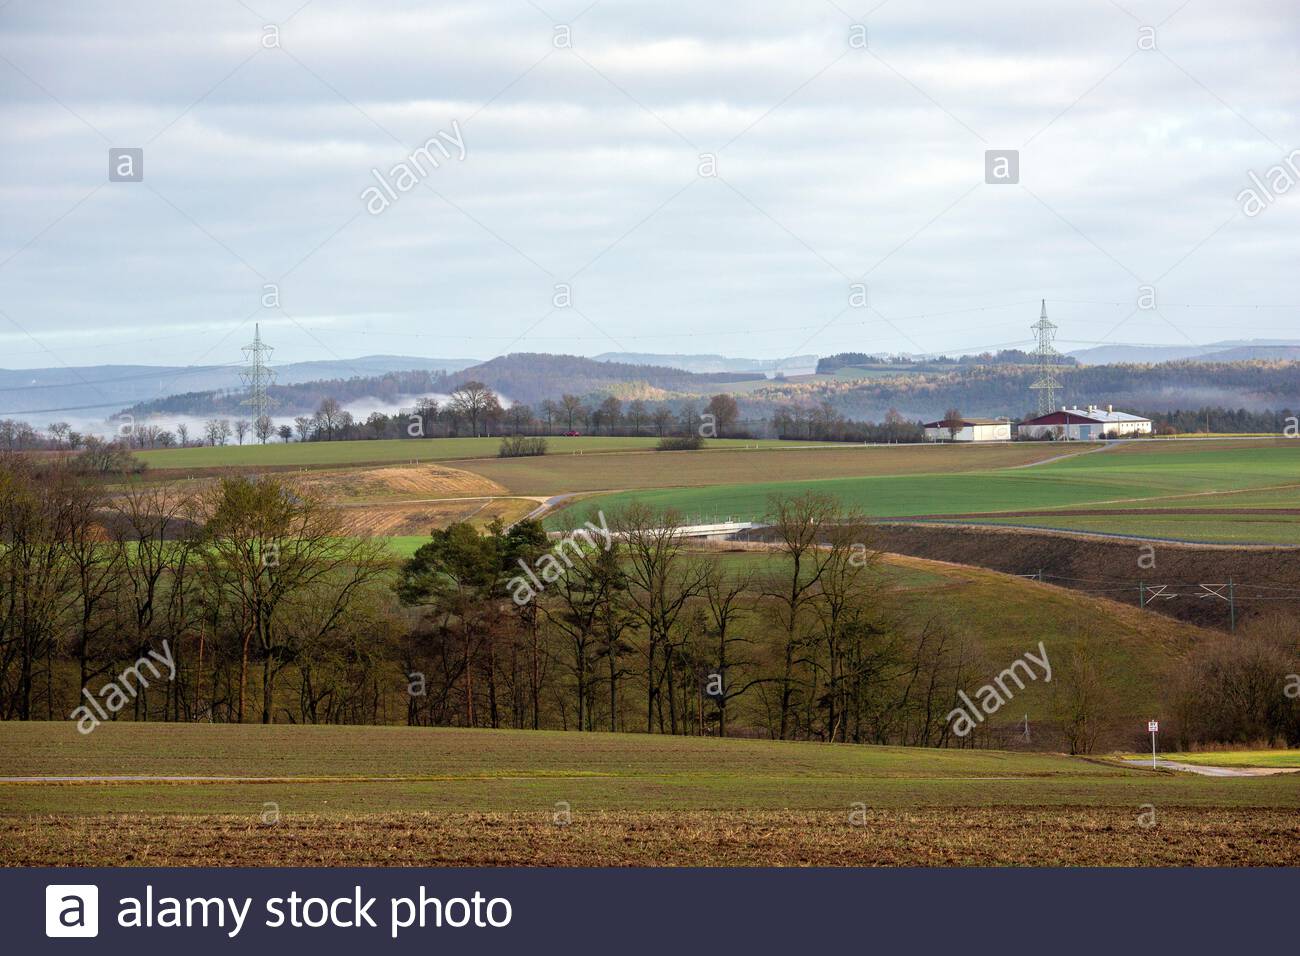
922,417 -> 1013,442
1017,405 -> 1152,440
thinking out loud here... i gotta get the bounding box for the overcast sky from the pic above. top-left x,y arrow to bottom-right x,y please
1,0 -> 1297,371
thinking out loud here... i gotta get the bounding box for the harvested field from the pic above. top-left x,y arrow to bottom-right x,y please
295,463 -> 507,502
341,498 -> 536,536
465,443 -> 1073,496
5,807 -> 1296,866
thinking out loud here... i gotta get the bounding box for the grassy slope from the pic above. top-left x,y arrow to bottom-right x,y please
703,548 -> 1199,713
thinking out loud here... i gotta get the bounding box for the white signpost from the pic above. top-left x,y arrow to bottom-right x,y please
1147,720 -> 1159,768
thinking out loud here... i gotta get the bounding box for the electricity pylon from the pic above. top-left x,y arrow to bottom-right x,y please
1029,299 -> 1062,415
240,324 -> 276,425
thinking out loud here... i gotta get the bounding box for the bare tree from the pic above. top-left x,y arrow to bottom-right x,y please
315,398 -> 342,441
764,491 -> 844,739
651,405 -> 674,437
705,394 -> 740,438
1052,645 -> 1115,754
626,399 -> 647,435
449,381 -> 497,437
559,394 -> 585,432
612,503 -> 708,733
943,408 -> 963,442
200,476 -> 390,723
699,559 -> 762,738
597,396 -> 622,434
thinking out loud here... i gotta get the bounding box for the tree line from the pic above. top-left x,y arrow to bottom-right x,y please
3,451 -> 1295,749
0,453 -> 991,744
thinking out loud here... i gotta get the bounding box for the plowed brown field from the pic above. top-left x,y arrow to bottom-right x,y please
5,807 -> 1296,866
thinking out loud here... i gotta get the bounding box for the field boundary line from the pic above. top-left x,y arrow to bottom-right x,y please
876,518 -> 1299,550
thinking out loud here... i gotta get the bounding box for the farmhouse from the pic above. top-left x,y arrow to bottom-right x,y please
1018,405 -> 1152,440
922,417 -> 1013,442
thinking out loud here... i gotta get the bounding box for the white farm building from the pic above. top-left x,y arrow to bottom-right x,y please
922,417 -> 1013,442
1017,405 -> 1153,440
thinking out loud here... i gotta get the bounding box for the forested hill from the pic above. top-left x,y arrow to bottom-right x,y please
123,353 -> 754,416
750,360 -> 1300,420
439,353 -> 752,404
121,355 -> 1300,422
815,349 -> 1080,373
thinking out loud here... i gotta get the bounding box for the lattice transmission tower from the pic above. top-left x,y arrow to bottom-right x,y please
240,323 -> 276,424
1028,299 -> 1062,415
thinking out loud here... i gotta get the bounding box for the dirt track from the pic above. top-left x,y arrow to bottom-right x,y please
871,523 -> 1300,631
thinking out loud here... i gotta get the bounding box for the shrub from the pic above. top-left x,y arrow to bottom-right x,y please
1171,627 -> 1300,748
656,435 -> 704,451
498,435 -> 548,458
72,437 -> 145,474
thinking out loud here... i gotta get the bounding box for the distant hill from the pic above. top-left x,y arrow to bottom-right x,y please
0,355 -> 479,418
31,350 -> 1300,428
443,353 -> 755,405
120,353 -> 756,418
817,349 -> 1079,373
743,360 -> 1300,421
1196,344 -> 1300,362
594,352 -> 817,376
1069,339 -> 1300,365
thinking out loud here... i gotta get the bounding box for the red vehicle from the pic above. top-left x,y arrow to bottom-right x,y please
563,430 -> 581,437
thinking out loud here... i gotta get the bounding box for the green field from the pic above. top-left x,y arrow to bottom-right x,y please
136,436 -> 816,470
958,513 -> 1300,545
2,723 -> 1295,813
545,441 -> 1300,544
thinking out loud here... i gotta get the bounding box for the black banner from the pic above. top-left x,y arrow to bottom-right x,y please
14,868 -> 1298,953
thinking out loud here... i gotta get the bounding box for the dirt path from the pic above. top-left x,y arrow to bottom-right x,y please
1005,441 -> 1116,469
1120,758 -> 1300,777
